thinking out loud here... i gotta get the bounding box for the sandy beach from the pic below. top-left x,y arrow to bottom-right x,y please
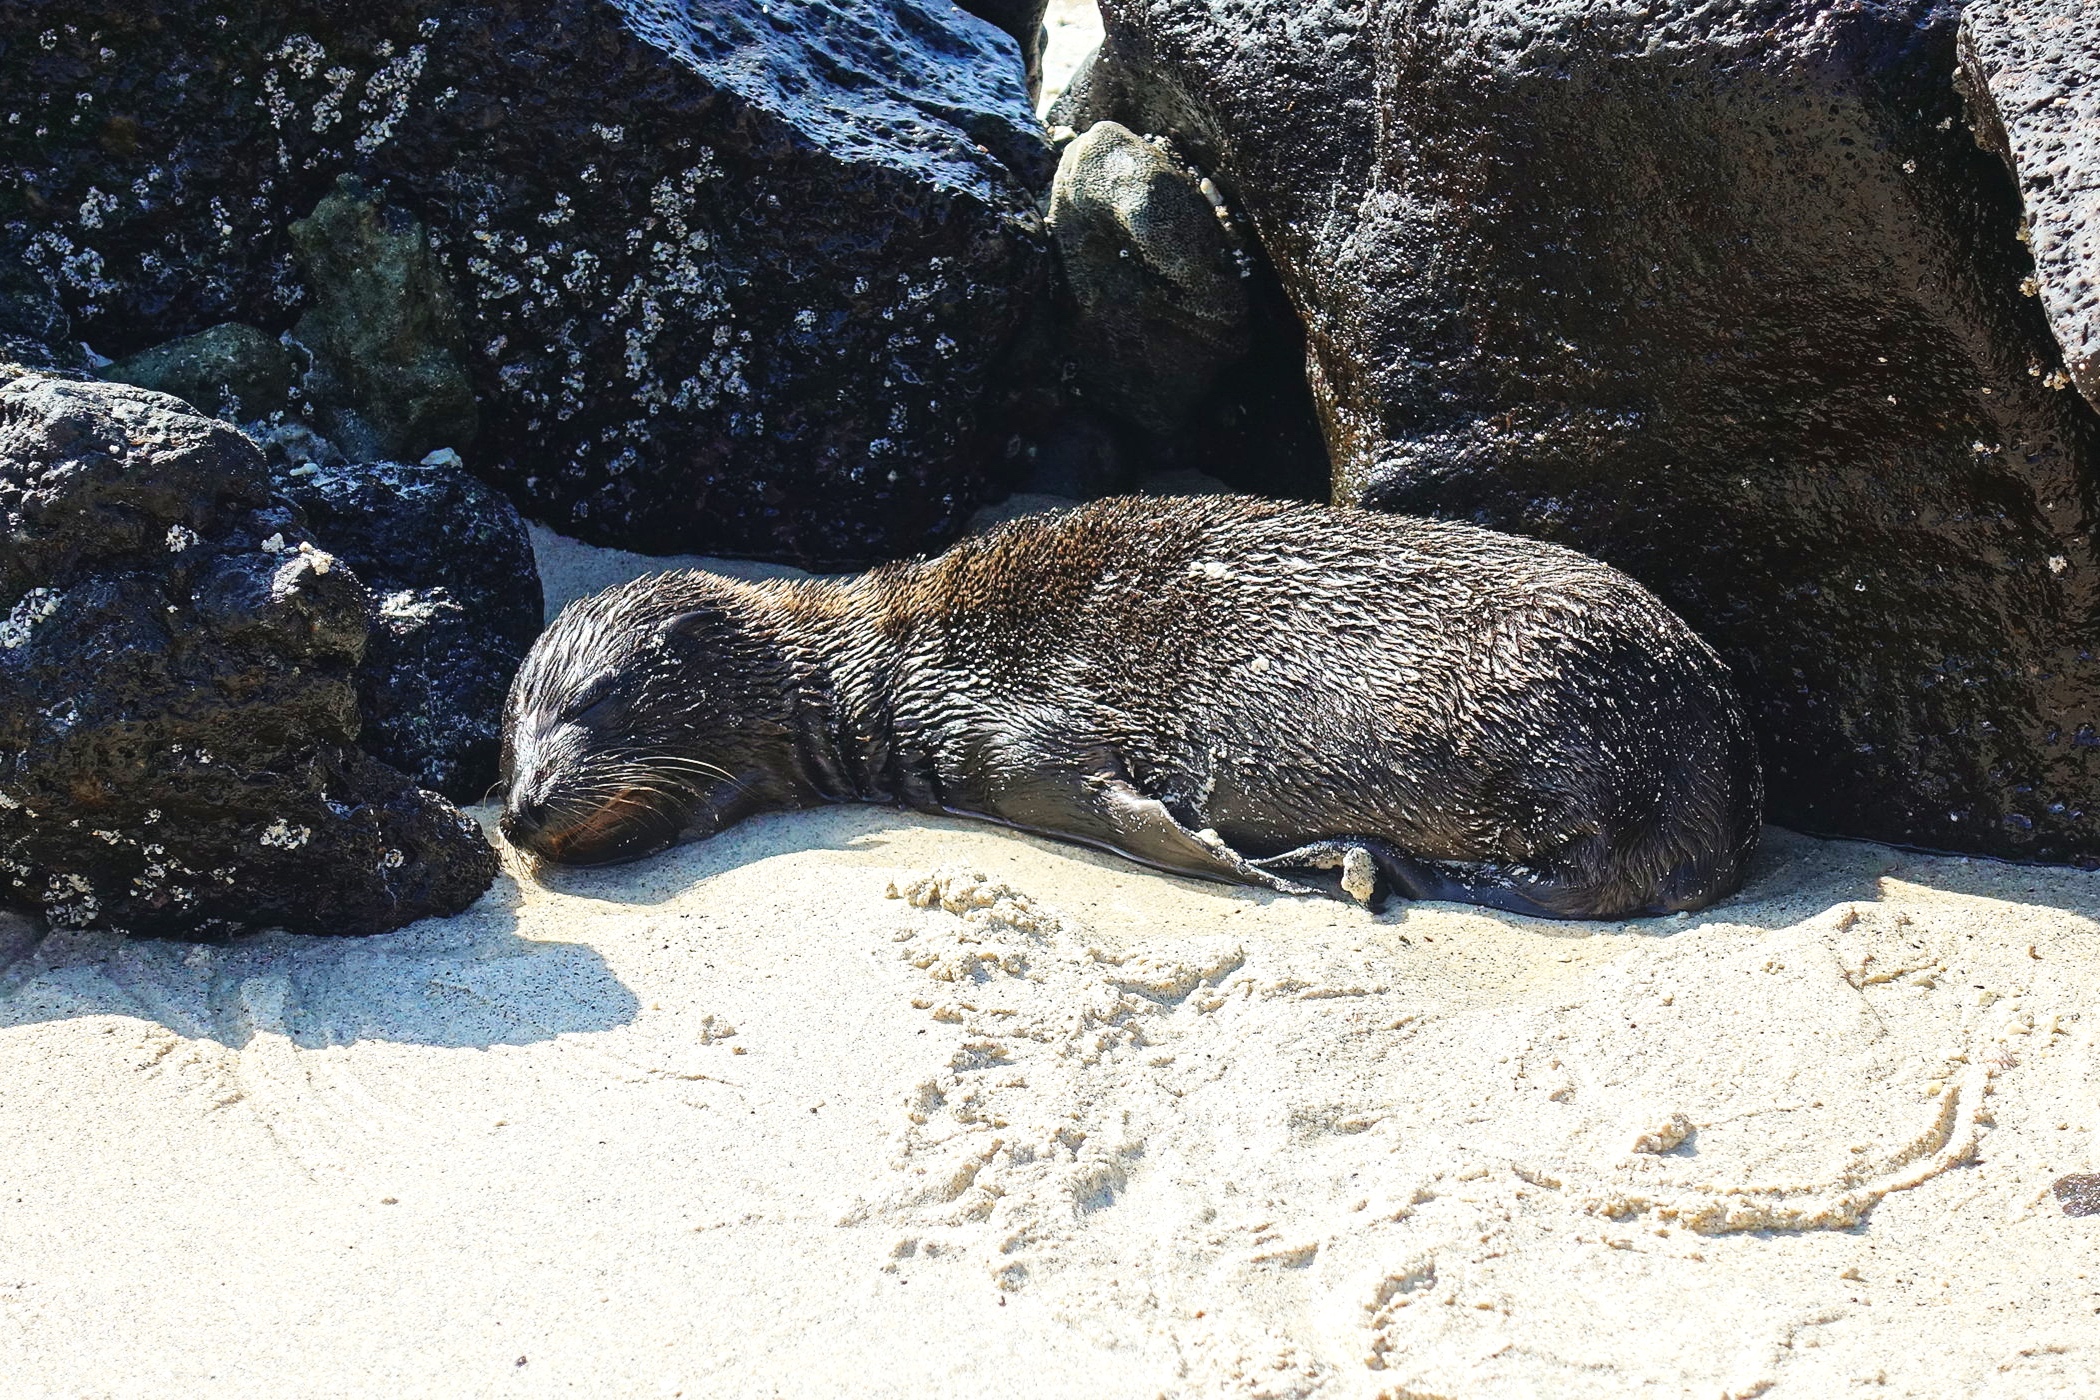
0,524 -> 2093,1399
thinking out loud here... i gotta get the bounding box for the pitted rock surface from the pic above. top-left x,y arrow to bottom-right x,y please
1073,0 -> 2100,864
0,374 -> 495,937
2,0 -> 1051,566
274,455 -> 542,804
1960,0 -> 2100,415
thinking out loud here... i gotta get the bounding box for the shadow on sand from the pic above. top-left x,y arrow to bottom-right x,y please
0,870 -> 639,1050
520,802 -> 2100,941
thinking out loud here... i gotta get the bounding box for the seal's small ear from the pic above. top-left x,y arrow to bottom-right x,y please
655,603 -> 729,646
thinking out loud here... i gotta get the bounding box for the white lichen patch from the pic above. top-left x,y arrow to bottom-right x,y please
165,524 -> 199,552
259,819 -> 312,850
41,871 -> 98,928
77,185 -> 119,230
271,33 -> 327,80
1,588 -> 62,649
354,43 -> 427,153
377,588 -> 462,628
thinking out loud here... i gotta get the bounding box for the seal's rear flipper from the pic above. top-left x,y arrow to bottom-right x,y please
1255,838 -> 1584,919
1248,839 -> 1380,903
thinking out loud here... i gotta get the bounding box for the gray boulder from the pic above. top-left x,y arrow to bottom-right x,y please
287,177 -> 480,464
1049,122 -> 1249,438
105,323 -> 301,426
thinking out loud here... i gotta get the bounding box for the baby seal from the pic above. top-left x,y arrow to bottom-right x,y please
501,496 -> 1762,918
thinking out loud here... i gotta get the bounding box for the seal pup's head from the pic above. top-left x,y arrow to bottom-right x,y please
499,572 -> 793,866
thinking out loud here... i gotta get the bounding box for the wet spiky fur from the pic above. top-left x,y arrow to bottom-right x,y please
501,496 -> 1764,918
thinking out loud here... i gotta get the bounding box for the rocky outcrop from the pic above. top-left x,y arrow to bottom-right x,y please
273,453 -> 541,804
3,0 -> 1051,566
1070,0 -> 2100,865
0,374 -> 496,937
1959,1 -> 2100,417
100,287 -> 530,803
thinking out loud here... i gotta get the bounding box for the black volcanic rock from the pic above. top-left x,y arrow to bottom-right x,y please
1072,0 -> 2100,864
0,374 -> 496,937
274,454 -> 542,804
0,255 -> 84,374
1960,0 -> 2100,416
2,0 -> 1052,566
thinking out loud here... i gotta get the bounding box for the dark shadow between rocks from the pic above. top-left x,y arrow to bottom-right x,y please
0,875 -> 639,1051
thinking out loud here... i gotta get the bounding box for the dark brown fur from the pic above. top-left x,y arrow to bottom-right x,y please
501,496 -> 1763,918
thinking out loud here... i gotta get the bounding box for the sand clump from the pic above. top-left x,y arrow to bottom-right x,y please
0,530 -> 2095,1397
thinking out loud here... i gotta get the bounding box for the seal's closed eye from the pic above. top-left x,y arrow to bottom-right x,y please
560,670 -> 626,727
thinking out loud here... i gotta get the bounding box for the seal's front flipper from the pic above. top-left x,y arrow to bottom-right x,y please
979,771 -> 1314,895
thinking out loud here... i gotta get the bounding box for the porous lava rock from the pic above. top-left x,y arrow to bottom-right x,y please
1959,0 -> 2100,416
1073,0 -> 2100,864
273,454 -> 542,804
2,0 -> 1051,566
0,373 -> 497,937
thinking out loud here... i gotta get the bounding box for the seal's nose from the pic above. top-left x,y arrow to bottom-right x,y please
500,797 -> 548,847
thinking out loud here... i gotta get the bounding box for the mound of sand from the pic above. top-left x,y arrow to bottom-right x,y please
0,526 -> 2094,1398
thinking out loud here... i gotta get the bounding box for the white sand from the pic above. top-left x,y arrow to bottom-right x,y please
2,525 -> 2097,1398
1040,0 -> 1105,117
